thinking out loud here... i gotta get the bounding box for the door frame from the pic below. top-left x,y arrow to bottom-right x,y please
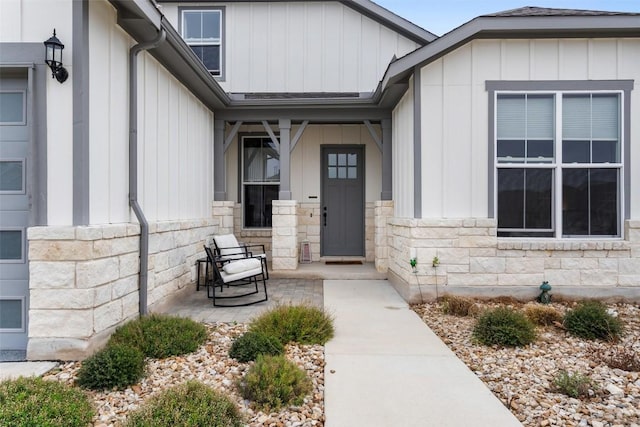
320,144 -> 365,257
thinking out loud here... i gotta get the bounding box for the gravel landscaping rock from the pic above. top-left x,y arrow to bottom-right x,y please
413,301 -> 640,427
44,323 -> 325,427
39,299 -> 640,427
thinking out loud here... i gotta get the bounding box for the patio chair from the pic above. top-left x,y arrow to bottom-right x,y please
204,245 -> 269,307
212,234 -> 269,279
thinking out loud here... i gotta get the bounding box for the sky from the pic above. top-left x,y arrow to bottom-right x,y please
373,0 -> 640,36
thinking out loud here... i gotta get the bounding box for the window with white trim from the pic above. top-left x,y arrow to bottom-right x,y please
181,9 -> 223,77
242,137 -> 280,228
495,92 -> 622,238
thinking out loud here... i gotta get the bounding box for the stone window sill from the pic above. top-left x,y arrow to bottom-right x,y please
496,239 -> 630,251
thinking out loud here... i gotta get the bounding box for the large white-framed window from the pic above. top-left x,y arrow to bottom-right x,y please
494,91 -> 623,238
242,136 -> 280,228
180,8 -> 223,77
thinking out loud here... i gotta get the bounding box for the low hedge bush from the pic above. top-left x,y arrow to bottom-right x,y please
76,343 -> 145,390
0,377 -> 94,427
563,301 -> 623,341
249,305 -> 334,345
109,314 -> 208,358
229,330 -> 284,362
472,307 -> 536,347
238,355 -> 312,411
124,381 -> 243,427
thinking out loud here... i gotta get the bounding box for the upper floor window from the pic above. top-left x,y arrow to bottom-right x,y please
181,8 -> 223,77
495,91 -> 623,238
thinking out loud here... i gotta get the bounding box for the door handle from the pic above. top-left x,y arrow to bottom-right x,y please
323,207 -> 327,226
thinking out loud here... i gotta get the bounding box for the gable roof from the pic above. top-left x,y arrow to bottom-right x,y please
107,2 -> 640,113
378,6 -> 640,98
482,6 -> 640,17
341,0 -> 436,43
155,0 -> 437,44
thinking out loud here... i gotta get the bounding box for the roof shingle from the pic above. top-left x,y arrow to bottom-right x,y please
482,6 -> 640,17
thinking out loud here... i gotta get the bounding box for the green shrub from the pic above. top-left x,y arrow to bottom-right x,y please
249,305 -> 334,345
563,301 -> 623,341
238,355 -> 312,411
553,370 -> 595,398
124,381 -> 243,427
440,295 -> 475,317
76,343 -> 145,390
109,314 -> 208,358
0,377 -> 94,427
523,303 -> 563,326
229,330 -> 284,362
472,307 -> 536,347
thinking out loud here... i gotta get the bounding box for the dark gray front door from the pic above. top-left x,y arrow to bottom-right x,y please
0,71 -> 30,351
321,145 -> 364,256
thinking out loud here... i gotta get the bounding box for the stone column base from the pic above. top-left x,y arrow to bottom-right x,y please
272,200 -> 298,270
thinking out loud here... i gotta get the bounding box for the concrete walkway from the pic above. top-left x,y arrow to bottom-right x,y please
323,279 -> 522,427
0,362 -> 58,381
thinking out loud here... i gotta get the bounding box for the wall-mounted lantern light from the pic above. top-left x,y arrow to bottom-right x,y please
44,29 -> 68,83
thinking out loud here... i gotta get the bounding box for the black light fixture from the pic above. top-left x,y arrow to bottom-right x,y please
44,29 -> 68,83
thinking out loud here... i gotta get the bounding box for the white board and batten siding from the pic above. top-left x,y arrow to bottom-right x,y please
89,1 -> 214,224
0,0 -> 74,225
391,78 -> 414,218
290,124 -> 382,202
161,1 -> 421,93
418,38 -> 640,219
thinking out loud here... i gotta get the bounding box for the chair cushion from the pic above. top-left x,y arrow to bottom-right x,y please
214,234 -> 242,257
221,266 -> 263,283
222,258 -> 262,275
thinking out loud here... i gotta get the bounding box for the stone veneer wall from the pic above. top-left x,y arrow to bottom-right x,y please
272,200 -> 298,270
211,201 -> 235,235
27,219 -> 218,360
364,203 -> 375,262
387,218 -> 640,304
232,204 -> 273,258
297,203 -> 321,262
374,201 -> 393,272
